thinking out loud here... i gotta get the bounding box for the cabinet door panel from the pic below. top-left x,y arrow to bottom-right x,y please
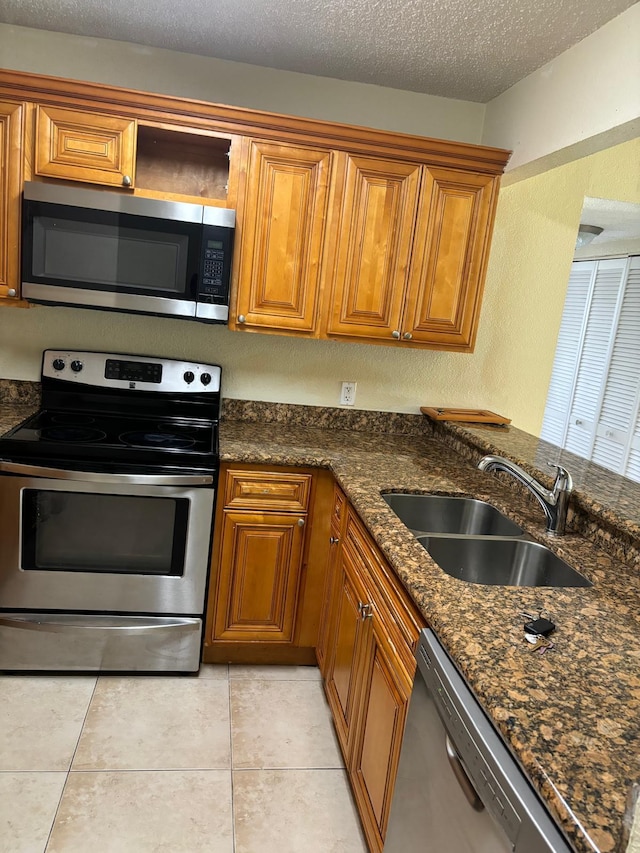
213,511 -> 306,642
404,167 -> 496,349
326,155 -> 420,341
352,624 -> 413,852
324,546 -> 369,755
0,101 -> 23,300
316,485 -> 347,676
234,140 -> 331,333
35,105 -> 136,187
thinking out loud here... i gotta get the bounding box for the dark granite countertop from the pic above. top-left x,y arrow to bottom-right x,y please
217,416 -> 639,853
1,394 -> 638,852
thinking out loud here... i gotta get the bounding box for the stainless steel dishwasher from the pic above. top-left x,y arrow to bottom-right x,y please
384,629 -> 573,852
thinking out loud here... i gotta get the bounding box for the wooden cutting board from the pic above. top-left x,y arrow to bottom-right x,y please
420,407 -> 511,425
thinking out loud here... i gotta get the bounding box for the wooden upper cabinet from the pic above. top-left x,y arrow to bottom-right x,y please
403,166 -> 497,350
232,139 -> 332,334
35,105 -> 137,188
324,154 -> 421,342
0,101 -> 24,301
324,155 -> 500,350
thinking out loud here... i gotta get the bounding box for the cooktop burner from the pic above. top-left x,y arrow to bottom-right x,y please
120,431 -> 197,450
38,426 -> 107,443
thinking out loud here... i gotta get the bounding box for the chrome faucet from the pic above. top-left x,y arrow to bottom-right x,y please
477,455 -> 573,536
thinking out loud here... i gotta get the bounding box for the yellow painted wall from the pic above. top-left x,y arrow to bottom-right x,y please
478,136 -> 640,434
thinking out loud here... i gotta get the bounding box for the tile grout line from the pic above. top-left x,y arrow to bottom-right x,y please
228,670 -> 237,853
43,675 -> 99,852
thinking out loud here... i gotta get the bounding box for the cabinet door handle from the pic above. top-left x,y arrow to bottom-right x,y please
361,603 -> 374,619
392,330 -> 401,339
330,536 -> 340,544
122,175 -> 132,187
238,315 -> 247,324
7,288 -> 16,298
297,518 -> 305,527
403,332 -> 413,340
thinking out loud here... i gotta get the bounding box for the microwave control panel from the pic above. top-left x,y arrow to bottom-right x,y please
197,223 -> 233,306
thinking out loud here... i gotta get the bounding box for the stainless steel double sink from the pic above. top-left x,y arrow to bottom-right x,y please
381,494 -> 591,588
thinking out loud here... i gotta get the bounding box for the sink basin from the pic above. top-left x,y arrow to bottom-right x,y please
418,536 -> 592,587
382,494 -> 524,537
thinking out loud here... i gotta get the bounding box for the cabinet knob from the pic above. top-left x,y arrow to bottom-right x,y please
238,315 -> 246,324
122,175 -> 132,187
329,536 -> 340,544
392,330 -> 401,339
403,332 -> 413,340
297,518 -> 305,527
7,288 -> 16,298
361,603 -> 374,619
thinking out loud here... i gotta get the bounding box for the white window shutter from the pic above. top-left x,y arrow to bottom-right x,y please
540,262 -> 595,446
564,259 -> 626,459
626,428 -> 640,484
593,258 -> 640,473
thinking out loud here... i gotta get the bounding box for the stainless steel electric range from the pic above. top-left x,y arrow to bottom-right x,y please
0,350 -> 221,673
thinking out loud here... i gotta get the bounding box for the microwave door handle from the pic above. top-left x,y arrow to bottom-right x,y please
0,460 -> 213,486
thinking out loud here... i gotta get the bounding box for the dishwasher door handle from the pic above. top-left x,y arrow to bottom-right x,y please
446,735 -> 485,812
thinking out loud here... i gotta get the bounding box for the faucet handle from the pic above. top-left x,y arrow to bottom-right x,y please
546,462 -> 573,492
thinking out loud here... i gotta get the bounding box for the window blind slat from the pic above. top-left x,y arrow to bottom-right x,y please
540,263 -> 594,445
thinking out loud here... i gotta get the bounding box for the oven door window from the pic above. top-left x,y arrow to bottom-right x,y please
21,491 -> 189,576
24,202 -> 202,299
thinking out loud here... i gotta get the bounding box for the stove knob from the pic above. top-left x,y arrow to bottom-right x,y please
200,372 -> 212,386
70,360 -> 83,373
183,371 -> 195,384
52,358 -> 66,372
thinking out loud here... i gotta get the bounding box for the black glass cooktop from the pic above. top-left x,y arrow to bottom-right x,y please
0,408 -> 218,474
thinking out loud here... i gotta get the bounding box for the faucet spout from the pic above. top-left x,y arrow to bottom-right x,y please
477,455 -> 573,536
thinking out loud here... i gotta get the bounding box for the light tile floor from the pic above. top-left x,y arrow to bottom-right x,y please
0,664 -> 368,853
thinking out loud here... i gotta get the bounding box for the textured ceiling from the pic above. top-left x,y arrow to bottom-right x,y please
0,0 -> 636,102
580,197 -> 640,242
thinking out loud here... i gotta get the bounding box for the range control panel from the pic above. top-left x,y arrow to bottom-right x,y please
43,350 -> 221,393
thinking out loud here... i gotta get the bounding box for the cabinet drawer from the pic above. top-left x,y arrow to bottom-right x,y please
224,470 -> 312,512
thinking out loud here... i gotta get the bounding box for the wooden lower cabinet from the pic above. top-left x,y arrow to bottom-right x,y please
205,466 -> 426,850
350,609 -> 413,852
323,535 -> 370,756
316,483 -> 347,675
322,503 -> 425,853
212,510 -> 306,643
204,463 -> 333,664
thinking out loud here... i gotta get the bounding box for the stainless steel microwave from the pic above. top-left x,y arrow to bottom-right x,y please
22,181 -> 235,323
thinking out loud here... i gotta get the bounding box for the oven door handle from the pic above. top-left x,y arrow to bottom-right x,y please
0,460 -> 214,486
0,614 -> 201,636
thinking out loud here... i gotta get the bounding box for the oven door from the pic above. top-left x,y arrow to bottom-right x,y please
0,468 -> 214,615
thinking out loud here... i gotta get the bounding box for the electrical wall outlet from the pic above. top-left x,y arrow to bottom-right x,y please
340,381 -> 357,406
